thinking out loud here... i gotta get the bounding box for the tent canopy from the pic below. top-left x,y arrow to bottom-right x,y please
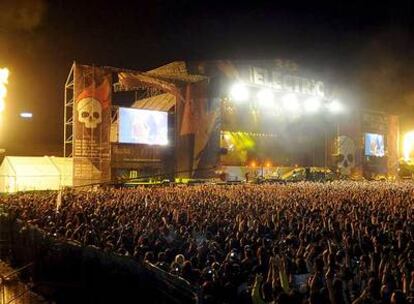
0,156 -> 74,193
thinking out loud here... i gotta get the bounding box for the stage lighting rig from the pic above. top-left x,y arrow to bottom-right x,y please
229,83 -> 249,103
327,99 -> 343,113
257,88 -> 274,108
304,96 -> 321,113
282,93 -> 300,112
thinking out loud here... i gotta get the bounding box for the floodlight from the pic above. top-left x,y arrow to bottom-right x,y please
304,97 -> 321,113
0,68 -> 9,113
257,88 -> 274,108
403,131 -> 414,161
230,83 -> 249,102
327,99 -> 343,113
0,68 -> 9,83
282,93 -> 300,112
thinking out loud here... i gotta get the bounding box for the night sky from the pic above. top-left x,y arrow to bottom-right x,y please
0,0 -> 414,155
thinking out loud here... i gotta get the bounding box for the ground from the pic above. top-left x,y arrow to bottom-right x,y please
0,260 -> 46,304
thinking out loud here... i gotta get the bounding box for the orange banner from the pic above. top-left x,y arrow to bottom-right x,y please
73,64 -> 112,186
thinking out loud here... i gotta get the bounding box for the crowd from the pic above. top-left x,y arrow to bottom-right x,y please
1,181 -> 414,304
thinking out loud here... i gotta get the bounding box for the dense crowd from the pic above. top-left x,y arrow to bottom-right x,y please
1,181 -> 414,304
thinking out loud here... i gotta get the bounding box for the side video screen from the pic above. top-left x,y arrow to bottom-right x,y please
365,133 -> 384,157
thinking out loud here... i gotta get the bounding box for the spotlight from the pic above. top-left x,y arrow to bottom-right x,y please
403,131 -> 414,161
282,93 -> 300,112
0,68 -> 9,113
230,83 -> 249,102
257,89 -> 274,108
251,161 -> 256,168
304,97 -> 321,113
327,99 -> 343,113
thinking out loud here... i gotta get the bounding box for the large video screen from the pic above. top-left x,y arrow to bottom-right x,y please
365,133 -> 384,157
119,107 -> 168,145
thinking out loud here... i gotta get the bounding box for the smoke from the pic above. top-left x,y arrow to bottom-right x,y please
0,0 -> 47,31
352,30 -> 414,116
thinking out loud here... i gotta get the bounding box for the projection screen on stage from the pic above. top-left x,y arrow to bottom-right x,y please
118,107 -> 168,146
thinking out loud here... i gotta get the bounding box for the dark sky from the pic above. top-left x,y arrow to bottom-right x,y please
1,0 -> 414,155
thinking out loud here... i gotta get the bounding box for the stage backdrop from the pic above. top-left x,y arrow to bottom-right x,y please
73,64 -> 112,186
177,80 -> 221,178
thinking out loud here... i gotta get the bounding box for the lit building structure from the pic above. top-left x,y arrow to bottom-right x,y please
62,60 -> 400,184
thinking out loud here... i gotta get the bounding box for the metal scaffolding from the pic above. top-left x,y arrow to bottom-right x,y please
63,63 -> 74,157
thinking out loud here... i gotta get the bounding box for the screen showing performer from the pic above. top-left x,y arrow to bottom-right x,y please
364,133 -> 384,157
119,107 -> 168,145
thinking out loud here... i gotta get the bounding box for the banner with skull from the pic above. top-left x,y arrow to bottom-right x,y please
73,64 -> 112,186
336,136 -> 356,176
334,111 -> 362,176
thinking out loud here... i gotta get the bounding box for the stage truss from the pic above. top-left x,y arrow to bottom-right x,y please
63,64 -> 74,157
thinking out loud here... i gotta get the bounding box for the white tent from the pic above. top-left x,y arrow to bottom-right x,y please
49,157 -> 73,188
0,156 -> 73,193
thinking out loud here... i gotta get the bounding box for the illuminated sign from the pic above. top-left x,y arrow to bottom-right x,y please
249,66 -> 326,97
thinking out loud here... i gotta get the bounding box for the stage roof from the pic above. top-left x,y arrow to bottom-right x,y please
131,93 -> 176,111
145,61 -> 207,83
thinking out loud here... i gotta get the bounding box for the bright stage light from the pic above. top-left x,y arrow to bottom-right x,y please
327,99 -> 343,113
257,89 -> 274,108
0,68 -> 9,113
282,93 -> 300,112
230,83 -> 249,102
304,97 -> 321,113
403,131 -> 414,161
20,112 -> 33,118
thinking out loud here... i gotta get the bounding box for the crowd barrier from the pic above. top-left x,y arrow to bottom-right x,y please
0,214 -> 199,304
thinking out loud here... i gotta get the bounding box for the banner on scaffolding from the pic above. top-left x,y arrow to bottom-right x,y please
72,64 -> 112,186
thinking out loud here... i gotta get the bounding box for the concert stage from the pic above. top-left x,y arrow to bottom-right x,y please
63,60 -> 399,185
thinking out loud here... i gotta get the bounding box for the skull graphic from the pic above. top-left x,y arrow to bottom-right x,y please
337,136 -> 355,176
77,97 -> 102,129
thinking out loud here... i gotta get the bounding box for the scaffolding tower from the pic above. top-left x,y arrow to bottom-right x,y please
63,63 -> 74,157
